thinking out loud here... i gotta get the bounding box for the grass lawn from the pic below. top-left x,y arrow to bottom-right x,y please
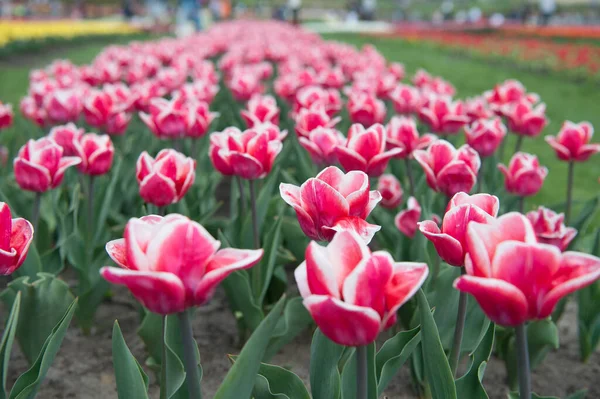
324,33 -> 600,230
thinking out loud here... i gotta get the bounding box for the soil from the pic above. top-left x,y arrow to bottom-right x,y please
4,279 -> 599,399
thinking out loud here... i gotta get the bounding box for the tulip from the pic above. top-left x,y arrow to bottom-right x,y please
140,97 -> 189,140
209,127 -> 282,180
298,127 -> 345,166
228,72 -> 263,102
504,100 -> 547,143
83,90 -> 115,128
418,95 -> 469,135
20,96 -> 46,127
295,230 -> 428,346
484,79 -> 539,115
386,116 -> 436,159
0,202 -> 34,275
377,174 -> 403,209
0,102 -> 13,130
347,91 -> 386,127
105,111 -> 132,136
186,101 -> 219,138
48,123 -> 84,156
334,124 -> 402,177
43,88 -> 82,124
498,152 -> 548,198
414,140 -> 481,198
545,121 -> 599,162
455,212 -> 600,397
465,96 -> 493,123
464,118 -> 507,158
14,137 -> 81,193
545,121 -> 599,224
419,192 -> 499,266
388,62 -> 405,80
294,86 -> 342,117
395,197 -> 421,238
136,149 -> 196,207
389,84 -> 421,115
294,107 -> 341,138
73,133 -> 115,176
240,94 -> 280,128
526,207 -> 577,251
101,214 -> 263,314
455,212 -> 600,327
280,166 -> 382,243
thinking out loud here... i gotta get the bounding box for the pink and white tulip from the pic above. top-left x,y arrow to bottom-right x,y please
545,121 -> 599,162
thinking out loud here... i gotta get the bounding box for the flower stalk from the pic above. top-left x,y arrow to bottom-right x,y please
515,324 -> 531,399
178,311 -> 202,399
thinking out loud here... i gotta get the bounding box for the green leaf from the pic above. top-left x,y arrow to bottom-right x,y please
94,157 -> 122,242
310,329 -> 345,399
456,324 -> 495,399
76,278 -> 109,333
341,344 -> 377,399
240,169 -> 280,248
577,229 -> 600,361
0,273 -> 75,364
507,392 -> 585,399
264,296 -> 312,361
417,289 -> 457,399
527,319 -> 559,368
257,217 -> 283,303
111,321 -> 149,399
569,196 -> 599,248
0,292 -> 21,399
8,298 -> 77,399
232,360 -> 310,399
213,295 -> 286,399
375,326 -> 421,396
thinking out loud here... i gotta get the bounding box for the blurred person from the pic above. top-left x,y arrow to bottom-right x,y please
209,0 -> 221,21
123,0 -> 135,20
468,6 -> 482,23
147,0 -> 168,29
539,0 -> 555,25
287,0 -> 301,25
361,0 -> 375,20
177,0 -> 201,31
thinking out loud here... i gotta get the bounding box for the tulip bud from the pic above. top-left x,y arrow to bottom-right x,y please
386,116 -> 436,159
74,133 -> 115,176
0,202 -> 34,275
498,152 -> 548,197
48,123 -> 84,156
464,118 -> 507,158
395,197 -> 421,238
0,102 -> 13,130
526,207 -> 577,251
377,174 -> 403,209
545,121 -> 599,162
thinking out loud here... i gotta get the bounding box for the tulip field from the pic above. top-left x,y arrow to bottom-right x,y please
0,21 -> 599,399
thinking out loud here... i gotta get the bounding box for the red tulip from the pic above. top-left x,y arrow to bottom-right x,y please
334,124 -> 402,177
48,123 -> 84,156
545,121 -> 600,162
294,107 -> 341,138
389,84 -> 421,115
74,133 -> 114,176
209,126 -> 282,180
0,202 -> 34,275
102,214 -> 263,314
140,97 -> 189,139
14,138 -> 81,192
83,90 -> 112,126
395,197 -> 421,238
347,91 -> 386,127
294,86 -> 342,117
418,95 -> 469,135
414,140 -> 481,197
105,111 -> 132,136
454,212 -> 600,326
465,96 -> 493,123
0,102 -> 13,129
186,101 -> 219,138
20,96 -> 47,127
526,207 -> 577,251
240,94 -> 280,128
228,72 -> 263,102
498,152 -> 548,197
388,62 -> 405,80
419,192 -> 499,266
504,100 -> 547,137
44,88 -> 82,124
176,81 -> 219,105
318,67 -> 346,89
377,174 -> 403,209
484,79 -> 539,115
464,118 -> 507,157
295,230 -> 428,346
280,166 -> 382,243
386,116 -> 436,159
298,127 -> 345,166
136,149 -> 196,207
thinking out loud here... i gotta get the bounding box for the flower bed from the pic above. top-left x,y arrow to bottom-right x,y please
0,20 -> 599,399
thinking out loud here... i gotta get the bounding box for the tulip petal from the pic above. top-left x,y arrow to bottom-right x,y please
294,262 -> 311,298
300,178 -> 349,230
383,261 -> 429,328
325,216 -> 381,244
419,220 -> 464,266
303,295 -> 382,346
454,275 -> 528,326
367,148 -> 403,177
334,145 -> 368,174
100,266 -> 186,315
52,156 -> 81,188
195,248 -> 264,305
229,152 -> 264,180
139,172 -> 178,207
436,161 -> 477,197
13,158 -> 52,192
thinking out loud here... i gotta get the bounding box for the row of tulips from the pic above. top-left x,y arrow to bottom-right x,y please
0,19 -> 599,399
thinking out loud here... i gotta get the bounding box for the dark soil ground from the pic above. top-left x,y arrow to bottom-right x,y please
4,279 -> 599,399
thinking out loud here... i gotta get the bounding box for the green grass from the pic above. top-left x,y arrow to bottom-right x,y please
325,33 -> 600,229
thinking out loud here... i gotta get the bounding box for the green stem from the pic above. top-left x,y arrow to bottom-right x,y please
404,157 -> 415,197
237,176 -> 246,214
514,134 -> 524,154
173,138 -> 183,153
515,324 -> 531,399
449,269 -> 468,377
87,176 -> 95,247
356,345 -> 368,399
518,196 -> 525,214
249,179 -> 261,299
565,161 -> 574,226
191,138 -> 199,161
160,315 -> 167,399
31,192 -> 42,235
177,311 -> 202,399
